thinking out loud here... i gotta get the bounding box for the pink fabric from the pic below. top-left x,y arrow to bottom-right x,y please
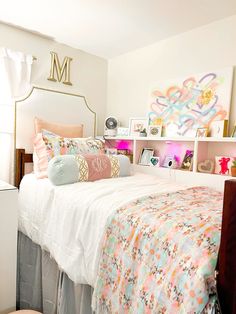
84,154 -> 111,181
34,117 -> 83,138
33,133 -> 48,178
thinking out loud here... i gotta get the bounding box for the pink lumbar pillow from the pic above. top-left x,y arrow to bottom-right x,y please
34,117 -> 83,138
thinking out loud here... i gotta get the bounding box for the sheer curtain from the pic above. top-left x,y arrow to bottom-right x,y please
0,48 -> 33,184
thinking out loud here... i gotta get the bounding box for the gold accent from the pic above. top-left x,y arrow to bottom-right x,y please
47,51 -> 73,85
76,155 -> 88,181
109,155 -> 120,178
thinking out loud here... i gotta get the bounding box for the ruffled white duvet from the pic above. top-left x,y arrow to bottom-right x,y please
18,173 -> 188,286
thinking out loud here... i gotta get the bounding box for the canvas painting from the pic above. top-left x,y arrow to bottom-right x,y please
148,67 -> 233,137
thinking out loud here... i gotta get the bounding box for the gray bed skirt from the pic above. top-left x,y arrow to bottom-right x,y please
17,232 -> 93,314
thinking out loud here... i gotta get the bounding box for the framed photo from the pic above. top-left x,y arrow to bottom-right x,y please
129,117 -> 148,137
139,148 -> 154,166
209,120 -> 228,138
231,125 -> 236,137
196,127 -> 208,138
149,156 -> 160,167
148,125 -> 162,137
214,156 -> 235,175
181,150 -> 194,171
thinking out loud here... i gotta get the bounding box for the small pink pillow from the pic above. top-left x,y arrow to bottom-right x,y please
34,117 -> 83,138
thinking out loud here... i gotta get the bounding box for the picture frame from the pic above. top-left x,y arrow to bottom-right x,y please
196,127 -> 208,138
148,125 -> 162,137
129,117 -> 148,137
209,120 -> 228,138
231,125 -> 236,138
181,150 -> 194,171
139,148 -> 154,166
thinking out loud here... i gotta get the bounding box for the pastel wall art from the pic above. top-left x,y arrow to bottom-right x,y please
148,67 -> 233,137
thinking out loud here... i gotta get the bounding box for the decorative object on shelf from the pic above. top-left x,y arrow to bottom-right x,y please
116,149 -> 133,163
231,160 -> 236,177
139,148 -> 154,166
209,120 -> 228,138
230,125 -> 236,138
149,156 -> 160,167
129,117 -> 148,137
162,155 -> 179,169
196,127 -> 208,138
197,159 -> 214,173
105,148 -> 117,155
148,125 -> 162,137
117,127 -> 129,137
139,128 -> 147,137
148,67 -> 233,137
104,117 -> 119,137
181,150 -> 194,171
214,156 -> 235,175
117,149 -> 129,155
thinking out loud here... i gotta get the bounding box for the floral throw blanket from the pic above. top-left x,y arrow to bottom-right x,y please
92,187 -> 223,314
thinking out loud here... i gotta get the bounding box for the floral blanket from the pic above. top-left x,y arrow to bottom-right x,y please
92,187 -> 223,314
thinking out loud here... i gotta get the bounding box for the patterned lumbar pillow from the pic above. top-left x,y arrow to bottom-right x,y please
48,154 -> 131,185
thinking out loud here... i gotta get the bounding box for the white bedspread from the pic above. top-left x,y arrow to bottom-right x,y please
18,173 -> 188,286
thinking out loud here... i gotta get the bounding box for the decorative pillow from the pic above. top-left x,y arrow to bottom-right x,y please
48,154 -> 131,185
34,117 -> 83,138
33,130 -> 104,178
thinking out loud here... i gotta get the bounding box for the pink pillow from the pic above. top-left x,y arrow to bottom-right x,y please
33,130 -> 104,179
77,154 -> 115,181
34,117 -> 83,138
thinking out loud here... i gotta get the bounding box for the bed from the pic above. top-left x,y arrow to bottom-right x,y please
15,86 -> 236,313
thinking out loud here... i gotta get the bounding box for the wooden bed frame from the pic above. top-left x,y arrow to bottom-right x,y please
15,149 -> 236,313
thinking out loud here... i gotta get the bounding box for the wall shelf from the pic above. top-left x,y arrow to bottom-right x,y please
103,135 -> 236,190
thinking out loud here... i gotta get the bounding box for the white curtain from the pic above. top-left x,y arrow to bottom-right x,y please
0,48 -> 33,184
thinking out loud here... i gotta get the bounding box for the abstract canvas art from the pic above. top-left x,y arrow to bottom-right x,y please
148,67 -> 233,137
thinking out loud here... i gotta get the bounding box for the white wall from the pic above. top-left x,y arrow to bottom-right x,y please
107,15 -> 236,134
0,23 -> 108,135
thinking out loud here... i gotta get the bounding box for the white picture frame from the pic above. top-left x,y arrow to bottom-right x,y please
209,120 -> 228,138
148,125 -> 162,137
139,148 -> 154,166
129,117 -> 148,137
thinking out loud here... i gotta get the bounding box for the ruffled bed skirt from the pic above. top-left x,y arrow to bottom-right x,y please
17,232 -> 93,314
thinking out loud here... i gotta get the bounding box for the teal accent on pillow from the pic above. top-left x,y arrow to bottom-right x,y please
48,154 -> 131,186
48,155 -> 79,186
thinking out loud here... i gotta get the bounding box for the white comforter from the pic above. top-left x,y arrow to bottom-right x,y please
19,173 -> 188,286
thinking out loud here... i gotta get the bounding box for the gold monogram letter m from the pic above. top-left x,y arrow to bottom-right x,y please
48,52 -> 73,85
